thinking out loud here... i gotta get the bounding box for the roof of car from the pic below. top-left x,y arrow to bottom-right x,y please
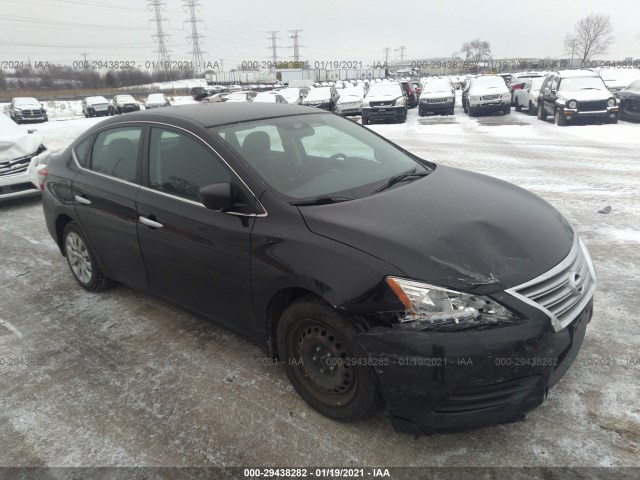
554,69 -> 599,78
99,102 -> 325,128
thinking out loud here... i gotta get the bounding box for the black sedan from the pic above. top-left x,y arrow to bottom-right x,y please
618,79 -> 640,121
41,103 -> 596,435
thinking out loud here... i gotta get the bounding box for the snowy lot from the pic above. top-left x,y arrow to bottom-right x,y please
0,95 -> 639,468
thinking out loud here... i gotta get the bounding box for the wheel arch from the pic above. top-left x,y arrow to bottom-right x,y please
55,214 -> 74,255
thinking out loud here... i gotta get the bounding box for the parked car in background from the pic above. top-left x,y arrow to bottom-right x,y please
597,68 -> 640,96
82,96 -> 115,118
144,93 -> 171,109
497,73 -> 512,85
278,87 -> 305,104
204,93 -> 230,103
112,95 -> 141,114
418,79 -> 455,116
300,86 -> 339,111
617,79 -> 640,121
509,72 -> 544,104
513,77 -> 545,115
0,113 -> 50,200
7,97 -> 48,124
41,103 -> 597,435
361,82 -> 407,124
537,70 -> 619,126
191,86 -> 209,101
399,81 -> 417,108
225,91 -> 258,102
253,92 -> 287,103
334,85 -> 365,116
466,75 -> 511,116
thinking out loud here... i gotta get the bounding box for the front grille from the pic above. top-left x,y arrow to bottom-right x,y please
481,94 -> 501,101
370,101 -> 393,107
424,98 -> 450,104
507,234 -> 597,332
0,155 -> 32,177
435,376 -> 539,414
578,100 -> 607,112
21,109 -> 43,116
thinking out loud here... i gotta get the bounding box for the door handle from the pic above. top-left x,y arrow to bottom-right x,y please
139,216 -> 163,229
74,195 -> 91,205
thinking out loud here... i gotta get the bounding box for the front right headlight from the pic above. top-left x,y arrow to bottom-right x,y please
607,98 -> 616,107
386,276 -> 520,330
395,96 -> 407,106
568,100 -> 577,109
361,99 -> 370,107
470,95 -> 480,102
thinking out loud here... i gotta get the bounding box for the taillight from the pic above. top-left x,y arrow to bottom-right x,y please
512,84 -> 523,90
37,168 -> 48,191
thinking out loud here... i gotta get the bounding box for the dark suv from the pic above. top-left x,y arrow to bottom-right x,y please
361,82 -> 408,124
537,70 -> 620,126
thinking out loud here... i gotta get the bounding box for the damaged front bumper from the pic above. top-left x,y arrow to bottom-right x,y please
356,298 -> 593,435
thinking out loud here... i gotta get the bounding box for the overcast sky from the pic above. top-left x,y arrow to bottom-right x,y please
1,0 -> 639,69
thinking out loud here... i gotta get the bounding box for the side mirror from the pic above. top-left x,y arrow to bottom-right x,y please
199,182 -> 235,211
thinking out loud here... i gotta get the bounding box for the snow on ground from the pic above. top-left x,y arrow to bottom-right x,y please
2,93 -> 639,467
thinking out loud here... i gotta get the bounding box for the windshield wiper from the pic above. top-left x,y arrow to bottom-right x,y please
289,196 -> 354,206
372,168 -> 430,194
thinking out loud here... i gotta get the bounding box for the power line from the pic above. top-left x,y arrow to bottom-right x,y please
398,45 -> 407,61
148,0 -> 171,65
267,31 -> 279,68
182,0 -> 206,72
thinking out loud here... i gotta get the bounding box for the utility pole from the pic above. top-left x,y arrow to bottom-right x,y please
220,58 -> 224,72
148,0 -> 171,66
267,31 -> 279,69
81,52 -> 89,65
398,45 -> 406,62
182,0 -> 206,73
383,47 -> 390,64
289,30 -> 304,63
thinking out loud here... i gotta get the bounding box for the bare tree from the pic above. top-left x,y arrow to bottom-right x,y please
461,39 -> 491,64
566,13 -> 614,63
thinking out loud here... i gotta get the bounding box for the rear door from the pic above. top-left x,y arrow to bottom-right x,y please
71,125 -> 147,288
136,126 -> 255,334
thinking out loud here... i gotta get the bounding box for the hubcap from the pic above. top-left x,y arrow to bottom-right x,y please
291,321 -> 357,405
66,232 -> 92,284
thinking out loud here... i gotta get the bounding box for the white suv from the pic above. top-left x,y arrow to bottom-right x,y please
466,76 -> 511,117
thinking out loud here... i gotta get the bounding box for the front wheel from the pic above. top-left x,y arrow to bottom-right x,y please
537,103 -> 547,121
277,297 -> 382,421
554,108 -> 567,126
63,223 -> 112,292
361,116 -> 369,125
528,101 -> 536,115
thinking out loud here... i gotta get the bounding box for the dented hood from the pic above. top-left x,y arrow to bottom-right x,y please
0,114 -> 43,161
300,165 -> 574,295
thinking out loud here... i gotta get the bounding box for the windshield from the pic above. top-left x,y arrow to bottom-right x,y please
472,76 -> 506,89
559,76 -> 606,91
228,93 -> 248,101
341,86 -> 364,97
87,96 -> 108,104
305,87 -> 332,100
423,80 -> 452,94
367,83 -> 402,97
117,95 -> 135,102
211,113 -> 432,201
147,94 -> 165,101
15,97 -> 39,105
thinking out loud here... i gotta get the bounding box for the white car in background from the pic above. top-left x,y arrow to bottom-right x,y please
204,93 -> 230,103
513,77 -> 545,114
597,68 -> 640,96
334,85 -> 365,116
278,87 -> 304,104
82,96 -> 115,117
225,91 -> 257,102
466,75 -> 512,116
0,114 -> 51,200
144,93 -> 171,109
253,92 -> 287,103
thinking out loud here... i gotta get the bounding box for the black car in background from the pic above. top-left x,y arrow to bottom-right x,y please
617,79 -> 640,121
41,103 -> 596,436
112,95 -> 141,114
191,86 -> 209,101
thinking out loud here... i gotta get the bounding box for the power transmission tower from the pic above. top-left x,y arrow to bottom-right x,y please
289,30 -> 304,63
398,45 -> 406,61
148,0 -> 171,66
182,0 -> 206,72
267,31 -> 279,69
383,47 -> 390,63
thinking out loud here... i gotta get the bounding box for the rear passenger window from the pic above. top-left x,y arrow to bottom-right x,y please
148,128 -> 230,203
90,127 -> 142,183
74,135 -> 94,167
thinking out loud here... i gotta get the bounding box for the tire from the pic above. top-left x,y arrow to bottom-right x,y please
63,222 -> 112,292
528,101 -> 535,115
537,103 -> 547,121
419,108 -> 424,117
361,116 -> 369,125
515,99 -> 521,112
504,106 -> 511,115
449,108 -> 455,115
468,106 -> 475,117
276,296 -> 382,421
608,115 -> 619,124
554,108 -> 567,126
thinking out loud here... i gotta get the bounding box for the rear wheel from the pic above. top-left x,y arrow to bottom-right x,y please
528,101 -> 535,115
277,297 -> 382,421
554,108 -> 567,126
63,223 -> 112,292
468,106 -> 476,117
504,106 -> 511,115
